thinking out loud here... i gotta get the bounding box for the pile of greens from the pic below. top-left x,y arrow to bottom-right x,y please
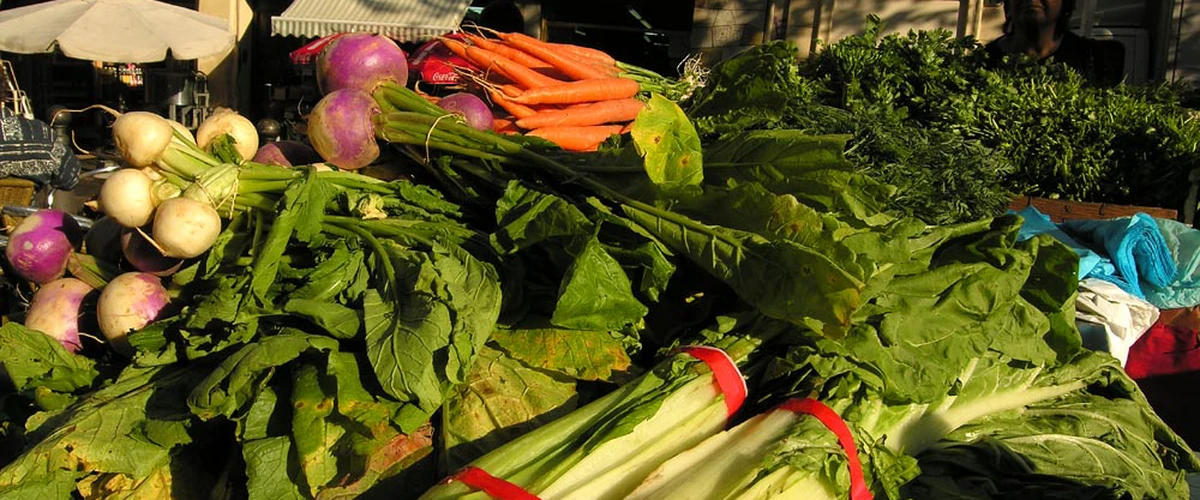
789,16 -> 1200,216
0,37 -> 1195,500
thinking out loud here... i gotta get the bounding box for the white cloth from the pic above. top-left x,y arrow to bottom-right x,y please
1075,278 -> 1160,366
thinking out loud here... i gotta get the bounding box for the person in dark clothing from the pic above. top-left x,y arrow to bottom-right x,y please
985,0 -> 1126,86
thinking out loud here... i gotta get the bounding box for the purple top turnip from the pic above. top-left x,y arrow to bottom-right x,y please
97,272 -> 171,354
252,140 -> 323,167
308,89 -> 382,170
24,277 -> 94,353
121,228 -> 183,277
5,209 -> 83,284
437,92 -> 494,131
316,32 -> 409,95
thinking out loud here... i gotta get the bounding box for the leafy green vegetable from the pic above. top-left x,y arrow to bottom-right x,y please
0,323 -> 97,394
440,346 -> 577,471
490,320 -> 633,382
363,240 -> 502,426
188,331 -> 338,420
552,234 -> 649,331
631,94 -> 704,188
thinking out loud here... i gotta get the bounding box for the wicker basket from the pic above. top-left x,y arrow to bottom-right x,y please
0,178 -> 36,207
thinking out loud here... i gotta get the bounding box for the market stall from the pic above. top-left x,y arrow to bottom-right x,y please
1,17 -> 1200,500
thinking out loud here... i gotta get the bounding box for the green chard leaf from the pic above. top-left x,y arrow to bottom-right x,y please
441,346 -> 577,472
187,331 -> 338,420
283,299 -> 362,339
551,234 -> 649,331
0,323 -> 97,394
0,365 -> 202,496
291,362 -> 345,495
364,241 -> 502,423
491,181 -> 594,254
631,94 -> 704,188
251,171 -> 317,300
243,436 -> 308,500
491,320 -> 633,382
622,205 -> 863,338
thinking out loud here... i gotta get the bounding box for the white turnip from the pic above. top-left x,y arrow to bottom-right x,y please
111,111 -> 175,168
316,33 -> 408,95
196,108 -> 259,162
24,277 -> 94,353
308,89 -> 382,170
96,272 -> 170,353
5,209 -> 83,284
151,197 -> 222,259
99,168 -> 160,228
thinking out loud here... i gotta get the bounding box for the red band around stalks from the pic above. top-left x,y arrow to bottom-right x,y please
448,466 -> 540,500
779,398 -> 873,500
679,346 -> 747,417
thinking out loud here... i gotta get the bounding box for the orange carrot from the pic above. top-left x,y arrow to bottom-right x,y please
549,42 -> 617,68
510,77 -> 640,105
442,37 -> 563,89
463,34 -> 552,71
515,98 -> 644,130
527,125 -> 625,152
493,118 -> 521,135
498,32 -> 610,81
488,89 -> 538,119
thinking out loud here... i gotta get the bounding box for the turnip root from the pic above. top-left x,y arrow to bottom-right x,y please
316,32 -> 409,95
121,228 -> 183,277
252,140 -> 323,167
96,272 -> 170,353
308,89 -> 381,170
99,168 -> 159,228
5,209 -> 83,284
196,108 -> 259,162
437,92 -> 494,131
24,277 -> 94,353
151,197 -> 222,259
168,119 -> 195,144
112,111 -> 175,168
84,216 -> 125,262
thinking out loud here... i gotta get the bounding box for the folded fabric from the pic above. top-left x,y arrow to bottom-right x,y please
1144,217 -> 1200,309
1075,278 -> 1160,367
1010,206 -> 1104,280
1061,213 -> 1177,299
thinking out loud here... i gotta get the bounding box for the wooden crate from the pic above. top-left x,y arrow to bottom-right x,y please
1008,196 -> 1178,223
0,178 -> 35,207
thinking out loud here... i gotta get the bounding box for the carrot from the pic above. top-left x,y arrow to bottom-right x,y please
549,42 -> 617,68
463,34 -> 552,71
442,38 -> 563,89
526,125 -> 625,152
515,98 -> 644,130
488,89 -> 538,119
493,118 -> 521,135
510,77 -> 641,105
497,32 -> 610,81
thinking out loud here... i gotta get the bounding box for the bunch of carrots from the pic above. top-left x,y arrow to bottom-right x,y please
438,29 -> 689,152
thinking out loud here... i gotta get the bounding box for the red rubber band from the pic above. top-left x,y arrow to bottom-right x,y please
448,466 -> 540,500
679,346 -> 747,418
779,398 -> 873,500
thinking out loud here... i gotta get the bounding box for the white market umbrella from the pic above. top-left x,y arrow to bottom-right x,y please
0,0 -> 236,62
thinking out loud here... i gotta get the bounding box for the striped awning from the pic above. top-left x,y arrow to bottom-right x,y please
271,0 -> 471,42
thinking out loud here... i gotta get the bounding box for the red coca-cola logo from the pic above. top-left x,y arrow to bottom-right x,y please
408,33 -> 476,85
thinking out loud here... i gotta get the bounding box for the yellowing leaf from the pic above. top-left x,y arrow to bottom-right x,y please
631,94 -> 703,188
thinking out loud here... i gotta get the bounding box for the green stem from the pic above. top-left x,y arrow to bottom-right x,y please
325,221 -> 398,298
375,84 -> 448,118
378,129 -> 511,164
